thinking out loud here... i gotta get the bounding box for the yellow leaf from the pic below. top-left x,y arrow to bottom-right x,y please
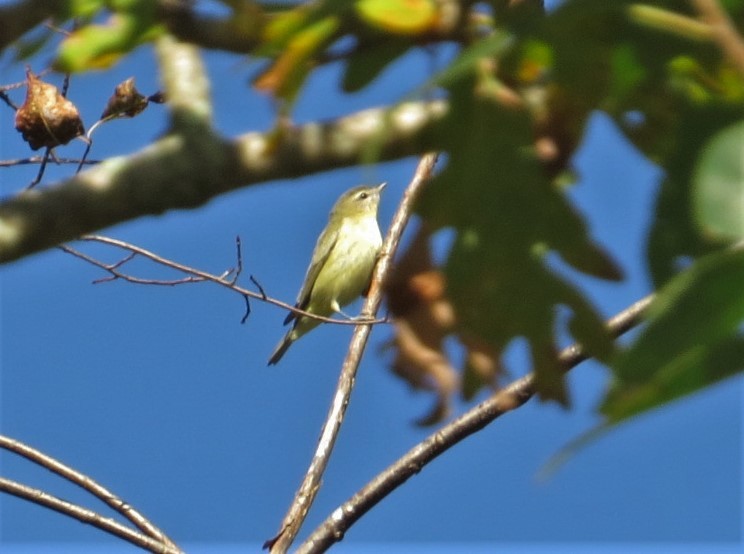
356,0 -> 437,35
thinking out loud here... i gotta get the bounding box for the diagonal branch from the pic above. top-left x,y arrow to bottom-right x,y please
0,434 -> 177,547
266,153 -> 440,553
690,0 -> 744,78
0,100 -> 444,265
0,477 -> 182,554
0,0 -> 61,51
297,294 -> 654,553
0,434 -> 181,553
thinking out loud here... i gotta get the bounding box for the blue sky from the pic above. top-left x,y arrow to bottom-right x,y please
0,1 -> 742,552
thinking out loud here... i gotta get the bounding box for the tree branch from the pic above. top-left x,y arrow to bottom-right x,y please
59,235 -> 387,327
0,100 -> 444,265
155,34 -> 213,128
690,0 -> 744,78
0,434 -> 177,547
158,0 -> 263,54
297,294 -> 654,553
0,434 -> 182,553
266,153 -> 440,553
0,0 -> 61,52
0,477 -> 182,553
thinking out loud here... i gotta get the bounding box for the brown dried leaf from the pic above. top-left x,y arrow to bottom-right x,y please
14,68 -> 84,150
385,226 -> 458,424
460,336 -> 501,400
386,226 -> 505,424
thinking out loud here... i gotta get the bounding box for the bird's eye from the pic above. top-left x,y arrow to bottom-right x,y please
359,192 -> 368,200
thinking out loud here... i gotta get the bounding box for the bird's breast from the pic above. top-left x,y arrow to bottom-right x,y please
308,216 -> 382,311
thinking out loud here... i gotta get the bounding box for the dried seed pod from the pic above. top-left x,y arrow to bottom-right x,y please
14,68 -> 84,150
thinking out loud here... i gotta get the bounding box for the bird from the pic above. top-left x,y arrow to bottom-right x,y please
268,183 -> 386,365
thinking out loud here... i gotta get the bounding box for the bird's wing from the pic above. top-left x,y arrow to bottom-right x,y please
283,223 -> 339,325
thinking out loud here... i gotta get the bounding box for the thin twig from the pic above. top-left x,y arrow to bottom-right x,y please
266,153 -> 440,553
0,434 -> 179,549
298,294 -> 654,553
76,137 -> 94,174
690,0 -> 744,77
231,235 -> 244,284
0,477 -> 181,554
0,156 -> 100,168
26,148 -> 51,188
0,88 -> 18,109
60,235 -> 387,327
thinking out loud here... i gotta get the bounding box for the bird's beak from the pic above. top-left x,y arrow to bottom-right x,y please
376,182 -> 387,193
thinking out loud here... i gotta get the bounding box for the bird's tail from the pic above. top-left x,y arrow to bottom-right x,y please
267,331 -> 294,366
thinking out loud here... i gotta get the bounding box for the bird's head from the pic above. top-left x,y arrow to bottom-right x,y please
331,182 -> 386,220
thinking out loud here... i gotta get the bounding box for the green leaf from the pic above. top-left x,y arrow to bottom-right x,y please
418,74 -> 621,405
56,0 -> 106,19
343,40 -> 412,93
355,0 -> 437,35
693,120 -> 744,241
647,104 -> 744,285
430,32 -> 514,89
12,27 -> 55,61
254,16 -> 340,100
604,248 -> 744,422
54,1 -> 163,72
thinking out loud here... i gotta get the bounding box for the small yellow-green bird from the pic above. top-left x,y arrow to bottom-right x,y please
268,183 -> 386,365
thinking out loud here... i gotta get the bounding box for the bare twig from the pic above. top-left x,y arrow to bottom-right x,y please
0,88 -> 19,109
0,434 -> 179,548
231,235 -> 244,284
298,294 -> 654,553
266,153 -> 440,553
0,156 -> 99,168
0,477 -> 182,554
26,148 -> 51,188
75,137 -> 94,175
690,0 -> 744,77
60,235 -> 387,327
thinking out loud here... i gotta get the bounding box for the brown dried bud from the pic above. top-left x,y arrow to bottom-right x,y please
101,77 -> 149,119
14,68 -> 84,150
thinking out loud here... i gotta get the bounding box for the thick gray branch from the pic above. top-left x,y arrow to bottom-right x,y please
0,100 -> 445,264
0,0 -> 61,51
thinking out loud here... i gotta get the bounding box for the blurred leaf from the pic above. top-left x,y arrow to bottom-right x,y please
609,43 -> 647,101
431,32 -> 513,89
384,227 -> 459,425
418,73 -> 621,405
54,1 -> 163,72
59,0 -> 106,19
693,120 -> 744,241
604,248 -> 744,421
647,104 -> 744,285
254,16 -> 340,100
259,7 -> 312,54
12,27 -> 55,61
355,0 -> 438,35
523,1 -> 744,286
343,39 -> 412,92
